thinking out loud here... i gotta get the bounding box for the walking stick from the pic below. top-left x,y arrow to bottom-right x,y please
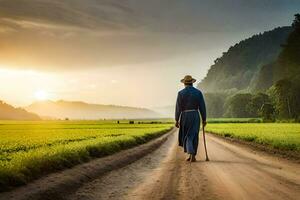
202,125 -> 209,161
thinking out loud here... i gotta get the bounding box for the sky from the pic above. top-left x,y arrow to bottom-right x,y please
0,0 -> 299,108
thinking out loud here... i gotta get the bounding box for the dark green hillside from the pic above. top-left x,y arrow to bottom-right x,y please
253,62 -> 275,91
268,14 -> 300,120
198,26 -> 292,93
255,15 -> 300,92
198,14 -> 300,120
275,14 -> 300,81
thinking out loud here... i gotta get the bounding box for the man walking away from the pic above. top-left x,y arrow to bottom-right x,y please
175,75 -> 207,162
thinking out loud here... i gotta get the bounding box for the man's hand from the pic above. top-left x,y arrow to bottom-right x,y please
175,121 -> 180,128
202,121 -> 207,128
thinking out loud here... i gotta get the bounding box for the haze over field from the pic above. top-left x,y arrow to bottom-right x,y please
0,0 -> 299,109
25,100 -> 160,119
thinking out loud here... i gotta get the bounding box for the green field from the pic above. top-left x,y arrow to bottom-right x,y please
0,120 -> 173,191
207,118 -> 262,123
206,123 -> 300,151
1,119 -> 299,191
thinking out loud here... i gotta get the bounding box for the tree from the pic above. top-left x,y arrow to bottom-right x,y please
247,93 -> 271,117
266,14 -> 300,120
275,14 -> 300,80
290,75 -> 300,120
224,93 -> 253,118
268,77 -> 300,120
269,79 -> 293,119
260,103 -> 275,122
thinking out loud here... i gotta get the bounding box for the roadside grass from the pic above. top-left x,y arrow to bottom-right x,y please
206,123 -> 300,152
0,120 -> 173,191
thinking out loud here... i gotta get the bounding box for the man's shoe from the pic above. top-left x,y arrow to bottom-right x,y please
190,155 -> 196,162
186,155 -> 191,161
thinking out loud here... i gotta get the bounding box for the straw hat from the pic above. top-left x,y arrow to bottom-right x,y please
181,75 -> 196,84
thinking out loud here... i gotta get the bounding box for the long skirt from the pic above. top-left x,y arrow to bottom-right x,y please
178,111 -> 200,155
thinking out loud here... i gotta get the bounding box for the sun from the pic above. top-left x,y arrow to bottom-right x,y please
34,90 -> 48,101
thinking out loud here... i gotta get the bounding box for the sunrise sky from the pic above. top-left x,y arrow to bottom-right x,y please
0,0 -> 299,108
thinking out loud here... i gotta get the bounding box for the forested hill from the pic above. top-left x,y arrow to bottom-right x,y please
198,26 -> 292,93
0,100 -> 41,120
197,14 -> 300,120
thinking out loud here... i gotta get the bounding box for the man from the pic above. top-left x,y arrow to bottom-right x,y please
175,75 -> 207,162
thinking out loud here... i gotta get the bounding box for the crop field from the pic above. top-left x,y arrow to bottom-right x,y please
0,120 -> 173,191
206,123 -> 300,151
207,118 -> 262,123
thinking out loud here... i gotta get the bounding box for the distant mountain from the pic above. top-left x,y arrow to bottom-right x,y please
0,100 -> 41,120
151,105 -> 174,118
25,100 -> 161,119
198,26 -> 292,93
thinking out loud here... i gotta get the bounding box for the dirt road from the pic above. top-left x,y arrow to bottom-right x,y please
67,131 -> 300,200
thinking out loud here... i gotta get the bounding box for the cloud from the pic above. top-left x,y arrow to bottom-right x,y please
0,0 -> 299,70
0,0 -> 138,30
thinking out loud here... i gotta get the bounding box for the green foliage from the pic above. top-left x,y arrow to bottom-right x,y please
223,93 -> 274,119
204,93 -> 226,117
0,120 -> 173,191
198,26 -> 292,93
199,14 -> 300,120
266,14 -> 300,120
253,62 -> 275,92
224,93 -> 253,117
207,123 -> 300,151
255,14 -> 300,92
260,103 -> 275,122
274,14 -> 300,81
269,77 -> 300,120
248,93 -> 272,117
269,79 -> 292,118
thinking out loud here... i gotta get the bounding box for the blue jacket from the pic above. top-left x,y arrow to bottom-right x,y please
175,86 -> 206,122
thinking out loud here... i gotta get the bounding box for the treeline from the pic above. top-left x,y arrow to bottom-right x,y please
206,93 -> 273,120
202,14 -> 300,121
